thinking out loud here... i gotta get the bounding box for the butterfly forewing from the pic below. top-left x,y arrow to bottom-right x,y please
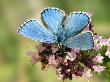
18,19 -> 57,43
65,13 -> 90,38
41,7 -> 65,35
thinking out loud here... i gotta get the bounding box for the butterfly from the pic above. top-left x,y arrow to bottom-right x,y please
18,7 -> 94,50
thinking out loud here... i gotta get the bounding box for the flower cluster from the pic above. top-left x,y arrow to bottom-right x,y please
28,33 -> 110,81
27,14 -> 110,81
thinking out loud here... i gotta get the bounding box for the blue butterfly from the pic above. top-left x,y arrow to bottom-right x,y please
18,7 -> 94,50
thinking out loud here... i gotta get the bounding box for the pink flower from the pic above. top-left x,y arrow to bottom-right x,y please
105,50 -> 110,58
48,55 -> 57,66
57,68 -> 64,80
66,69 -> 71,73
48,55 -> 63,67
93,35 -> 103,51
94,35 -> 102,44
100,39 -> 108,46
108,37 -> 110,45
105,45 -> 110,58
93,35 -> 109,51
92,65 -> 105,73
37,43 -> 46,52
93,44 -> 102,51
27,51 -> 41,64
57,74 -> 63,80
94,35 -> 109,46
66,50 -> 76,61
93,53 -> 104,63
51,45 -> 58,53
83,69 -> 92,80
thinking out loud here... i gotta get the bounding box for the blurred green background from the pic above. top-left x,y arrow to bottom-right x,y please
0,0 -> 110,82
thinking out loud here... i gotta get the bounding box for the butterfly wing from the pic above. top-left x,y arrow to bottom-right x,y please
65,13 -> 90,38
41,7 -> 65,34
63,32 -> 93,50
18,19 -> 57,43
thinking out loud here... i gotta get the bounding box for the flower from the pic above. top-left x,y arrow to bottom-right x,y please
93,35 -> 103,51
93,44 -> 102,51
100,39 -> 108,46
105,45 -> 110,58
51,45 -> 58,53
93,35 -> 109,51
18,7 -> 110,81
105,50 -> 110,58
93,53 -> 104,63
48,55 -> 57,66
92,65 -> 105,73
83,69 -> 93,79
94,35 -> 102,44
37,43 -> 46,53
108,37 -> 110,46
93,35 -> 109,46
57,68 -> 64,80
57,74 -> 64,80
66,50 -> 76,61
27,51 -> 41,64
74,67 -> 84,77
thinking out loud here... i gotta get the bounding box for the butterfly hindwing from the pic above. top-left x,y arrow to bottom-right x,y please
63,32 -> 93,50
41,7 -> 65,34
65,13 -> 90,38
18,19 -> 57,43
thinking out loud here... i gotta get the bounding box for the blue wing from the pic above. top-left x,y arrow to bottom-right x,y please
65,13 -> 90,38
62,32 -> 94,50
18,19 -> 57,43
41,7 -> 65,34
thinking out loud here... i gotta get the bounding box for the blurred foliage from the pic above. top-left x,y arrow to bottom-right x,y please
0,0 -> 110,82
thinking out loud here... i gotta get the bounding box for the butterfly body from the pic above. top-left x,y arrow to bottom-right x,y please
18,7 -> 94,50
